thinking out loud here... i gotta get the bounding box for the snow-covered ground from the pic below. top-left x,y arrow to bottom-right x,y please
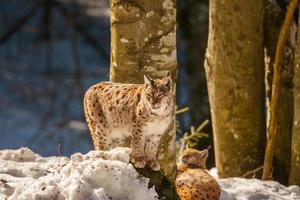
0,147 -> 158,200
220,178 -> 300,200
0,147 -> 299,200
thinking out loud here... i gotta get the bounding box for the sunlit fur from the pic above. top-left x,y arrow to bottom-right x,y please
143,75 -> 172,110
176,148 -> 220,200
180,148 -> 208,168
83,75 -> 174,171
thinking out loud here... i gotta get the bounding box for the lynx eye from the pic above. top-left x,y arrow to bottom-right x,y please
146,94 -> 152,99
161,85 -> 170,93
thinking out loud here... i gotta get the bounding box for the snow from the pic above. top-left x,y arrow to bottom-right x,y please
208,168 -> 300,200
1,148 -> 299,200
219,178 -> 300,200
0,147 -> 159,200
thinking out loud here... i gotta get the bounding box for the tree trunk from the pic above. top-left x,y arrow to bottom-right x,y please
289,9 -> 300,186
264,0 -> 295,185
109,0 -> 179,198
204,0 -> 266,178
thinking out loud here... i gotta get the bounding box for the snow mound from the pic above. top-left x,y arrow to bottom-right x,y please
0,147 -> 159,200
220,177 -> 300,200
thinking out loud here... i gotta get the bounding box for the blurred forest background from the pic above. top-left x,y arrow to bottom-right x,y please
0,0 -> 295,178
0,0 -> 213,163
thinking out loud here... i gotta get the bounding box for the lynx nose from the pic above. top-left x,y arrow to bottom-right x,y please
156,92 -> 163,98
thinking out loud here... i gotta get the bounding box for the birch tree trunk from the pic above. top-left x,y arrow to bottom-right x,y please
204,0 -> 266,178
109,0 -> 178,198
289,10 -> 300,185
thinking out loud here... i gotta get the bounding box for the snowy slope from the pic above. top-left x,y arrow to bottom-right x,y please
0,147 -> 158,200
220,178 -> 300,200
0,147 -> 299,200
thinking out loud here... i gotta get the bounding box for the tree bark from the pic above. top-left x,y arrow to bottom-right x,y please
264,0 -> 295,185
109,0 -> 178,198
204,0 -> 266,178
289,8 -> 300,186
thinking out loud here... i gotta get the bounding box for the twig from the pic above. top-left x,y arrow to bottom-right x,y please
56,143 -> 62,174
196,119 -> 209,132
41,0 -> 54,73
54,1 -> 109,61
262,0 -> 299,180
179,132 -> 188,154
175,107 -> 189,115
242,166 -> 264,178
0,5 -> 39,45
180,120 -> 209,151
56,143 -> 61,157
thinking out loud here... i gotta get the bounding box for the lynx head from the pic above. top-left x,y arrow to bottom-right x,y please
180,148 -> 209,168
143,74 -> 173,111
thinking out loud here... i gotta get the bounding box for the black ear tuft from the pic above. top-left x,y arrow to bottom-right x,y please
144,74 -> 154,85
165,77 -> 172,90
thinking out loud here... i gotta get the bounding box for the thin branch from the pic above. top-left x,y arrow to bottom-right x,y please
262,0 -> 299,180
0,5 -> 39,45
54,1 -> 110,61
242,166 -> 263,178
175,107 -> 189,115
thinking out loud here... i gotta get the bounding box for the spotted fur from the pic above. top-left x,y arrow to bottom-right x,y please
83,75 -> 174,170
176,148 -> 221,200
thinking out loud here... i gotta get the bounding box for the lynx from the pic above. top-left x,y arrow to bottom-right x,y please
83,75 -> 174,170
176,148 -> 221,200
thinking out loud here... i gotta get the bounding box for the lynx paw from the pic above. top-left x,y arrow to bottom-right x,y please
131,156 -> 146,168
148,159 -> 160,171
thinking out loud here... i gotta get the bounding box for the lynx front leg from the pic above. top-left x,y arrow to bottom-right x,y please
130,131 -> 146,168
145,134 -> 162,171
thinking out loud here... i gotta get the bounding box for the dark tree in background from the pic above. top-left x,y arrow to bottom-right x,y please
0,0 -> 110,155
178,0 -> 209,125
177,0 -> 214,166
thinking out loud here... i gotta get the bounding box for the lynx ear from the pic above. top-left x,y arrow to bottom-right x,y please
144,74 -> 154,85
164,77 -> 172,90
200,150 -> 209,158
